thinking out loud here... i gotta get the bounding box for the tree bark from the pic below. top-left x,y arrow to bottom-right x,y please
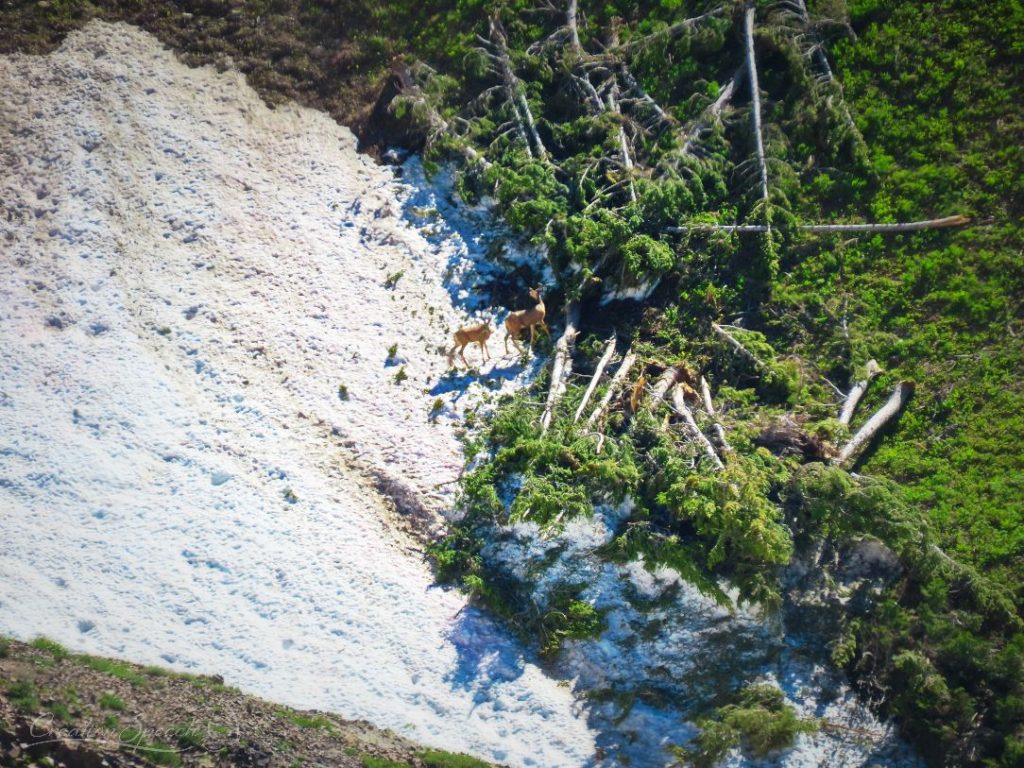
671,385 -> 725,470
834,381 -> 914,467
573,333 -> 617,422
490,16 -> 549,161
838,359 -> 882,426
744,2 -> 770,203
649,363 -> 686,406
700,376 -> 733,455
666,214 -> 971,235
567,0 -> 581,54
540,302 -> 582,434
680,67 -> 744,156
712,323 -> 770,374
586,347 -> 637,428
605,83 -> 638,203
609,8 -> 725,52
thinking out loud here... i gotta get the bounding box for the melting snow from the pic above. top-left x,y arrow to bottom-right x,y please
0,21 -> 588,767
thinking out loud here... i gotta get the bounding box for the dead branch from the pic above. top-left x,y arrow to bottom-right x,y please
573,333 -> 617,422
671,385 -> 725,469
666,214 -> 972,234
700,376 -> 733,455
649,363 -> 687,406
679,67 -> 744,156
834,381 -> 914,467
587,346 -> 637,429
838,359 -> 882,426
540,302 -> 582,434
490,15 -> 549,161
391,60 -> 491,170
619,64 -> 677,129
609,8 -> 725,53
743,2 -> 770,203
712,323 -> 770,374
605,82 -> 638,202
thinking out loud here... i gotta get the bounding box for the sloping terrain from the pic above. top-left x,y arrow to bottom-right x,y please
0,22 -> 589,768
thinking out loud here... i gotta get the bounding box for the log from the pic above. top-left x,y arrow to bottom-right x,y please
700,376 -> 733,455
567,0 -> 581,54
573,333 -> 617,422
605,82 -> 638,203
838,359 -> 882,426
540,302 -> 582,434
649,363 -> 686,406
490,16 -> 549,161
743,2 -> 770,203
712,323 -> 770,374
609,8 -> 725,52
680,67 -> 744,156
671,385 -> 725,470
391,61 -> 491,170
666,214 -> 972,235
834,381 -> 914,467
586,347 -> 637,428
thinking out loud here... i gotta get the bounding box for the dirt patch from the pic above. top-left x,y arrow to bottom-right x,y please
0,0 -> 420,153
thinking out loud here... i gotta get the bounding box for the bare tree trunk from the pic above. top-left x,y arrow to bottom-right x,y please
680,67 -> 743,155
744,2 -> 770,203
712,323 -> 770,374
671,385 -> 725,470
610,7 -> 725,52
790,0 -> 865,151
567,0 -> 581,54
838,359 -> 882,426
700,376 -> 733,455
392,61 -> 491,170
834,381 -> 914,467
649,363 -> 686,406
573,334 -> 617,422
540,302 -> 582,434
619,65 -> 676,128
667,214 -> 971,234
587,347 -> 637,428
490,16 -> 549,161
605,83 -> 637,202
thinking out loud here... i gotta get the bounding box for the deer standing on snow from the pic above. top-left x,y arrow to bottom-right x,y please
448,322 -> 493,367
504,287 -> 547,354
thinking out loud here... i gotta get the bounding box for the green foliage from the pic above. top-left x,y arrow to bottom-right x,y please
100,692 -> 126,711
5,679 -> 40,712
677,683 -> 818,768
30,637 -> 69,659
78,655 -> 148,686
419,749 -> 492,768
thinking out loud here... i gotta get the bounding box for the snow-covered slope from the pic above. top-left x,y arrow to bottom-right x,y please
0,22 -> 591,767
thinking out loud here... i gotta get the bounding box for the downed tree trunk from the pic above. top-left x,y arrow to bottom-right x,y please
567,0 -> 581,54
390,60 -> 491,170
648,363 -> 687,406
790,0 -> 866,151
587,346 -> 637,428
838,359 -> 882,426
609,7 -> 725,52
700,376 -> 733,455
671,385 -> 725,470
667,214 -> 971,235
540,302 -> 582,434
712,323 -> 770,374
605,82 -> 638,203
834,381 -> 915,467
490,16 -> 549,161
573,333 -> 617,422
680,67 -> 744,156
743,2 -> 770,203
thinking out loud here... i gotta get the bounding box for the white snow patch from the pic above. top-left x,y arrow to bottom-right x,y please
0,22 -> 593,767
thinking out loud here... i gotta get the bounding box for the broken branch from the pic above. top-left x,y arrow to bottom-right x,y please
838,359 -> 882,426
573,333 -> 617,422
834,381 -> 914,467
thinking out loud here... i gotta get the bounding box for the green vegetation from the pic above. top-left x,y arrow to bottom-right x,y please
120,726 -> 183,767
99,692 -> 126,711
5,679 -> 40,712
419,749 -> 492,768
675,683 -> 819,767
30,637 -> 69,659
78,654 -> 148,686
398,0 -> 1022,764
362,756 -> 410,768
169,722 -> 206,749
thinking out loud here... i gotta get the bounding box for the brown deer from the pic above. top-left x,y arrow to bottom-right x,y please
448,322 -> 493,367
504,287 -> 547,353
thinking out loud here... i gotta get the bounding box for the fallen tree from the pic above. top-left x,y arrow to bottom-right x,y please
573,333 -> 617,422
838,359 -> 882,426
834,381 -> 915,467
540,302 -> 582,434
